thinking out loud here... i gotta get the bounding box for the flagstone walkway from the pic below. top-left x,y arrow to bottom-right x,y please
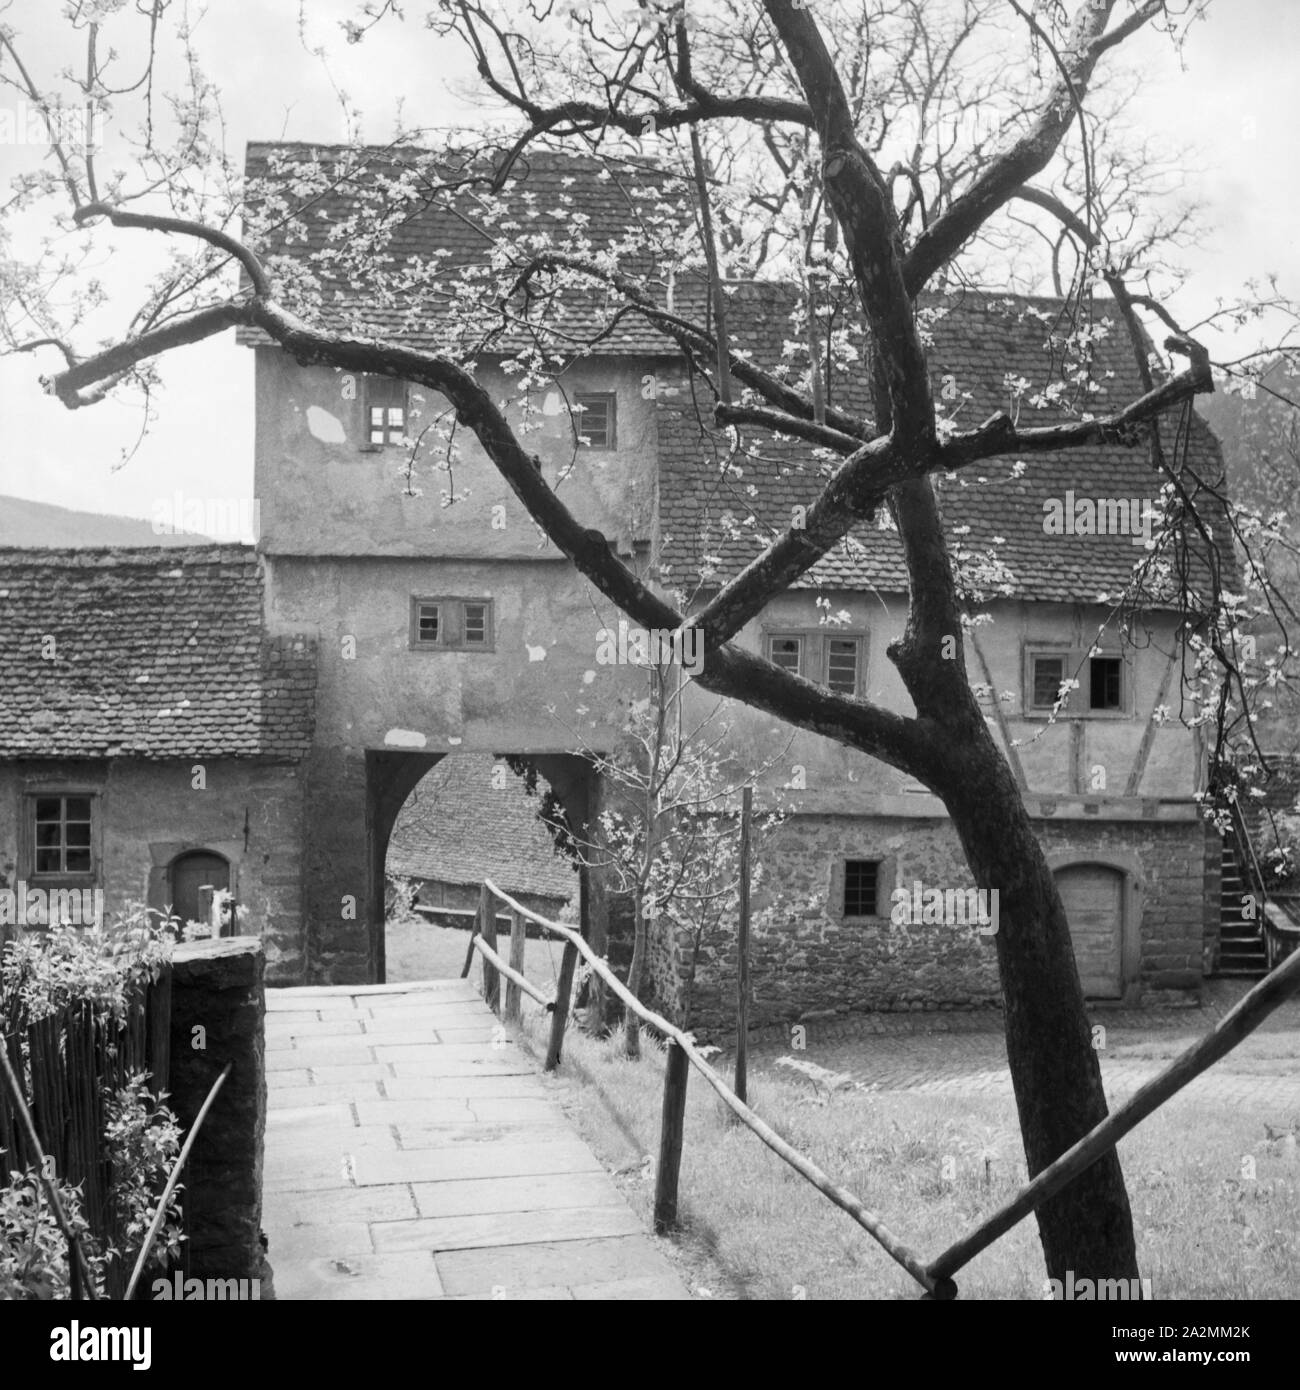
262,979 -> 691,1300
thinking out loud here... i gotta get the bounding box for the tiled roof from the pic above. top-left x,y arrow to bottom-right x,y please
657,287 -> 1233,607
239,141 -> 692,353
0,546 -> 316,760
387,754 -> 578,901
241,145 -> 1232,609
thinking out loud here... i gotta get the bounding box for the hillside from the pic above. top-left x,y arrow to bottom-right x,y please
0,495 -> 209,547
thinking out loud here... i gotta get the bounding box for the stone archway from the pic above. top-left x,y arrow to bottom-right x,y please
365,750 -> 598,985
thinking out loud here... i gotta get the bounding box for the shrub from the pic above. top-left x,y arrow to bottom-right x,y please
1,910 -> 183,1299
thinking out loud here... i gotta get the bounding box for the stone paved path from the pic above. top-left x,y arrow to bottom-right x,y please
263,979 -> 691,1300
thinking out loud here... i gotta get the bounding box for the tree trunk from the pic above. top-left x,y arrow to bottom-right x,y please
941,735 -> 1140,1284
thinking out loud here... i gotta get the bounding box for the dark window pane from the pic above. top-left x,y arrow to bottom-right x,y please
35,797 -> 61,821
65,797 -> 91,821
1090,657 -> 1123,710
769,636 -> 802,675
827,639 -> 859,694
66,849 -> 92,873
844,860 -> 879,916
463,604 -> 487,644
36,824 -> 61,849
65,823 -> 91,848
35,848 -> 61,873
1032,656 -> 1065,708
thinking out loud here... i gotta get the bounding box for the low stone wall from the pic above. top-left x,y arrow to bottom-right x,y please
168,937 -> 269,1291
651,812 -> 1209,1040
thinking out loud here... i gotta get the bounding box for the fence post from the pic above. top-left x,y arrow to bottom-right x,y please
545,940 -> 579,1072
735,784 -> 752,1104
653,1039 -> 690,1234
505,909 -> 526,1023
479,884 -> 500,1015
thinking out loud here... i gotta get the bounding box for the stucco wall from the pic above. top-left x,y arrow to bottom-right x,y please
254,350 -> 660,557
0,758 -> 307,983
681,591 -> 1201,812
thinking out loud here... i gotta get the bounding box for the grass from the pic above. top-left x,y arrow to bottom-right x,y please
511,1005 -> 1300,1300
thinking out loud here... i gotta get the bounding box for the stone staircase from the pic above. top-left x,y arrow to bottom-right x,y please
1218,840 -> 1269,977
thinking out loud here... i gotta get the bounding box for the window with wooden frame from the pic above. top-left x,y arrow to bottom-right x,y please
842,859 -> 881,917
1025,647 -> 1129,716
572,392 -> 616,449
763,629 -> 866,697
26,792 -> 97,880
410,597 -> 494,651
365,376 -> 408,447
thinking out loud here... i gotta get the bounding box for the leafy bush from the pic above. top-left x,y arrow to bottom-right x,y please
1,911 -> 173,1027
0,1167 -> 103,1301
103,1073 -> 185,1278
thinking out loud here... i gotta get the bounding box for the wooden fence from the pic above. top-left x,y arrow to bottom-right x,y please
465,877 -> 1300,1298
0,968 -> 173,1298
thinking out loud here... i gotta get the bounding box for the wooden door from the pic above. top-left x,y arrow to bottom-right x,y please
1054,864 -> 1124,998
170,851 -> 229,928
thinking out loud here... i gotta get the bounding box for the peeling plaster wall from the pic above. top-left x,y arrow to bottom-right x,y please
264,552 -> 650,981
254,350 -> 660,557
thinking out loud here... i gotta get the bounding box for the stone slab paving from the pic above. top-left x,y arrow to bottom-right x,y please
262,978 -> 691,1301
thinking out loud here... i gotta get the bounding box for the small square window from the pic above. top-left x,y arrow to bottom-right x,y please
843,860 -> 880,917
573,392 -> 616,449
1090,656 -> 1123,711
411,597 -> 493,651
767,634 -> 803,676
1027,648 -> 1126,715
366,377 -> 408,446
29,794 -> 95,877
826,638 -> 861,696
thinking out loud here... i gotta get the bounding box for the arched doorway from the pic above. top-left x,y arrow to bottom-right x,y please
1054,863 -> 1125,999
169,850 -> 230,930
366,749 -> 594,984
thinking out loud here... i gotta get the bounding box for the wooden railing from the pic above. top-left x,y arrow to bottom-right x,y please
1226,796 -> 1300,971
466,878 -> 1300,1299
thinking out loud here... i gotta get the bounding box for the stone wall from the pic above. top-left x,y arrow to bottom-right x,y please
652,811 -> 1210,1039
168,937 -> 269,1290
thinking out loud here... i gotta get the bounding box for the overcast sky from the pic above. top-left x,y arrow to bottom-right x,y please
0,0 -> 1295,538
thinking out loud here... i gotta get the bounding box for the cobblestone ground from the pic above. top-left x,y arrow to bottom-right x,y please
743,979 -> 1300,1114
